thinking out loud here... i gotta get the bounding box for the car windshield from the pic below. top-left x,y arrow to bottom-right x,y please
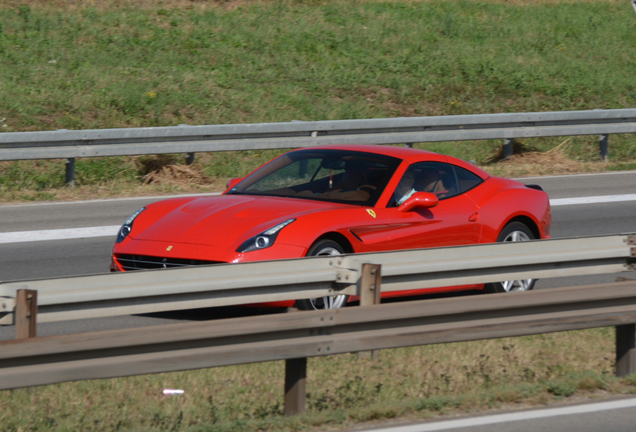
226,149 -> 402,206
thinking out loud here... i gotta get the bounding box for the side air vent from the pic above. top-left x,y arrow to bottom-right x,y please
525,184 -> 544,191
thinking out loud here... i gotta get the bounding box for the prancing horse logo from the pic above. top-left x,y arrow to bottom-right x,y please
366,209 -> 376,218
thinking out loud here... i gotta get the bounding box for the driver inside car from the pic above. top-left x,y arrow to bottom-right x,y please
394,167 -> 444,205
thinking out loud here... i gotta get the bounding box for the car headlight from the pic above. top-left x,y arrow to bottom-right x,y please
236,219 -> 296,253
115,207 -> 146,244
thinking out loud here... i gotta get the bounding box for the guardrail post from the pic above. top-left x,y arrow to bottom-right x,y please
65,158 -> 75,187
185,153 -> 195,165
359,264 -> 381,360
599,135 -> 609,161
359,264 -> 381,307
616,324 -> 635,377
15,289 -> 37,339
405,143 -> 413,148
503,138 -> 513,159
284,358 -> 306,416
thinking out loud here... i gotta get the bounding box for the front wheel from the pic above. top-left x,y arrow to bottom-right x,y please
484,222 -> 536,293
295,240 -> 349,310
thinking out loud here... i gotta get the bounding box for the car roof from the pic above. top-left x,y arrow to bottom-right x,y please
293,144 -> 490,179
296,144 -> 436,160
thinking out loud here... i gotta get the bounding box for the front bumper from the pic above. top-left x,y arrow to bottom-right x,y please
111,239 -> 308,271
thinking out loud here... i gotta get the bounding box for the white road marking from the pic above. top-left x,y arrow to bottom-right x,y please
0,194 -> 635,244
513,170 -> 636,180
550,194 -> 636,206
364,397 -> 636,432
0,226 -> 120,244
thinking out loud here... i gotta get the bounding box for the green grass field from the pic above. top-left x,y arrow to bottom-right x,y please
2,0 -> 634,130
0,0 -> 635,201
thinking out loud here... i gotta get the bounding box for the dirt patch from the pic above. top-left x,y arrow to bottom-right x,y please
133,154 -> 212,185
143,165 -> 211,187
484,139 -> 541,164
506,146 -> 583,173
504,143 -> 583,172
484,139 -> 608,178
142,164 -> 211,185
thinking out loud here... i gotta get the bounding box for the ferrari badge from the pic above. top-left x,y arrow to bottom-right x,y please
166,245 -> 173,251
366,209 -> 376,218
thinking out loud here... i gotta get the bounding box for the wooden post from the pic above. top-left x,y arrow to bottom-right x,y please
284,358 -> 306,416
616,324 -> 635,377
359,264 -> 381,360
15,289 -> 37,339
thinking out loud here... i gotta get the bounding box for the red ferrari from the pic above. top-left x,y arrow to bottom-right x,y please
111,145 -> 551,309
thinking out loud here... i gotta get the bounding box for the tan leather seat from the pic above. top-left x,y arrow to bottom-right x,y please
415,169 -> 445,194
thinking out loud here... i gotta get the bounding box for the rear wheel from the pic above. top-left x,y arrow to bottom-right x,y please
295,240 -> 349,310
484,222 -> 536,293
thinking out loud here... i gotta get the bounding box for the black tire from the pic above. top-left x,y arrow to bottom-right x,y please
484,222 -> 536,293
295,240 -> 350,310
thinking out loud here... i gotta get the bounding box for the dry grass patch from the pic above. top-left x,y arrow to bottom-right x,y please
482,140 -> 610,178
138,154 -> 213,186
142,164 -> 213,185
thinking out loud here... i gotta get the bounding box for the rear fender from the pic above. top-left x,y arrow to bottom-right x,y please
475,188 -> 550,241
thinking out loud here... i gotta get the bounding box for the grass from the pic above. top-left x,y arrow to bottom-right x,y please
1,327 -> 632,431
3,0 -> 634,129
0,0 -> 635,202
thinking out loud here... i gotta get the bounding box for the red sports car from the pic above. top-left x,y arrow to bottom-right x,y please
111,145 -> 551,309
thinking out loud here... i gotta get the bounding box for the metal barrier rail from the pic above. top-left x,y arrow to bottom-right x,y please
2,280 -> 636,416
1,108 -> 635,184
1,233 -> 634,328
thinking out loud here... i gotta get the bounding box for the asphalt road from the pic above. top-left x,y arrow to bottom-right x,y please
0,171 -> 635,339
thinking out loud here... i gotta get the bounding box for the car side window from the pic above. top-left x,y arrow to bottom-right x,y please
391,162 -> 459,207
454,166 -> 483,193
246,158 -> 323,191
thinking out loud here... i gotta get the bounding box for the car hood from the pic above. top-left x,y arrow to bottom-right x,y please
132,194 -> 349,247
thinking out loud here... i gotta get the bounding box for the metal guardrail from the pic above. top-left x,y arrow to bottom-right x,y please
1,233 -> 634,327
2,279 -> 636,416
1,108 -> 635,184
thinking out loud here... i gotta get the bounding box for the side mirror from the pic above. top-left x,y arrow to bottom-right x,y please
225,178 -> 242,191
398,192 -> 439,212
